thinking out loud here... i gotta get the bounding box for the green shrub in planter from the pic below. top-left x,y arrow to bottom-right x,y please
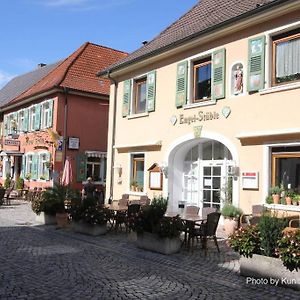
16,177 -> 24,190
221,203 -> 242,219
258,212 -> 288,257
4,175 -> 11,189
277,230 -> 300,272
228,225 -> 260,258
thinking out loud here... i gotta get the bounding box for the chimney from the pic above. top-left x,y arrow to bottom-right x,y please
37,63 -> 47,68
142,41 -> 148,46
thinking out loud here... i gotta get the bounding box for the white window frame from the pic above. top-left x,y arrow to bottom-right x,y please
25,152 -> 34,178
128,152 -> 146,195
19,110 -> 25,133
29,106 -> 36,132
84,152 -> 107,184
263,20 -> 300,92
41,100 -> 50,129
38,151 -> 50,181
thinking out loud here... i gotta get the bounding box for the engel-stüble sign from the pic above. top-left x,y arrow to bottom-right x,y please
179,111 -> 219,125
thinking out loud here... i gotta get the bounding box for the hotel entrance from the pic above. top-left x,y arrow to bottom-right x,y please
168,135 -> 237,214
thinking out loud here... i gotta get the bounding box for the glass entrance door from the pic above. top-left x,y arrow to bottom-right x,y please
200,162 -> 225,211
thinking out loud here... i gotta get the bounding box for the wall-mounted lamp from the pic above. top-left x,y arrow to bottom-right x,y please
227,161 -> 239,177
114,164 -> 122,184
159,161 -> 168,178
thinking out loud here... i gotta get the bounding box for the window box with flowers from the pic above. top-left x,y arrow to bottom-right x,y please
228,213 -> 300,290
129,196 -> 183,254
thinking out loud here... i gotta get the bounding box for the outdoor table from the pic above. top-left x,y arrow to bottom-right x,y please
106,203 -> 128,231
164,212 -> 205,248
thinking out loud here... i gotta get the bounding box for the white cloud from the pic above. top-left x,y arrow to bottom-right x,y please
0,70 -> 15,89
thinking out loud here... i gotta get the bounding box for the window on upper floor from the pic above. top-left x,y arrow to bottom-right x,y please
272,28 -> 300,86
193,57 -> 212,102
18,110 -> 25,132
41,101 -> 50,129
29,106 -> 36,132
133,77 -> 147,114
122,71 -> 156,118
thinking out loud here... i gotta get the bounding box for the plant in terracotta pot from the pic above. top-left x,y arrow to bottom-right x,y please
221,203 -> 243,236
292,194 -> 300,206
269,186 -> 282,204
130,180 -> 138,192
285,190 -> 294,205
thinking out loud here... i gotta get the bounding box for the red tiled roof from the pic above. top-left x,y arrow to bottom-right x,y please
98,0 -> 290,75
9,42 -> 127,105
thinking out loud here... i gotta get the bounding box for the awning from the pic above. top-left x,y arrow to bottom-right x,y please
0,151 -> 24,157
85,151 -> 106,158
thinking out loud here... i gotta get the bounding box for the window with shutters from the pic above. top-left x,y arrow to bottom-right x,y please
272,28 -> 300,86
25,154 -> 33,178
19,110 -> 25,132
38,152 -> 50,180
29,106 -> 36,132
133,77 -> 147,114
41,101 -> 50,129
193,57 -> 211,102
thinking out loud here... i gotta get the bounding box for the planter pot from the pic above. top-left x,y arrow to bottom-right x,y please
292,201 -> 298,206
136,232 -> 181,255
240,254 -> 300,290
272,194 -> 280,204
223,218 -> 238,236
72,221 -> 107,236
285,197 -> 292,205
56,212 -> 69,228
36,212 -> 56,225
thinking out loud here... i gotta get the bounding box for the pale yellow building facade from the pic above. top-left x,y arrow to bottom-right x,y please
100,0 -> 300,215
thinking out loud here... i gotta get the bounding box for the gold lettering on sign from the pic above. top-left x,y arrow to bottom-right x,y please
179,111 -> 219,125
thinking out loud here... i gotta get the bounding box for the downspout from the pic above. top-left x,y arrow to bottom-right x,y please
107,71 -> 118,203
63,87 -> 69,163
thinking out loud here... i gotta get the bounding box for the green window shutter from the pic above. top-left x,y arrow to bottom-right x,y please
147,71 -> 156,112
35,104 -> 41,130
212,48 -> 226,100
248,36 -> 265,92
3,114 -> 7,136
76,153 -> 87,182
21,155 -> 26,178
122,80 -> 131,117
32,153 -> 39,180
24,108 -> 29,132
176,61 -> 188,108
48,99 -> 54,127
45,152 -> 51,180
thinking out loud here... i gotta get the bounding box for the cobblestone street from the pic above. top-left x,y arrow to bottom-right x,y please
0,200 -> 298,299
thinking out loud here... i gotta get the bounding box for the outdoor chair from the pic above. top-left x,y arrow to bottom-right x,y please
239,204 -> 266,227
118,198 -> 129,207
185,205 -> 200,215
125,204 -> 141,233
201,207 -> 216,219
190,212 -> 221,254
139,196 -> 150,206
4,187 -> 14,205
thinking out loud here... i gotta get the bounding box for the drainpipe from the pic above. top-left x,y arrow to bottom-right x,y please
63,87 -> 69,163
107,71 -> 118,203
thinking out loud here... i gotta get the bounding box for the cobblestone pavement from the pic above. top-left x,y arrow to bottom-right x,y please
0,200 -> 299,300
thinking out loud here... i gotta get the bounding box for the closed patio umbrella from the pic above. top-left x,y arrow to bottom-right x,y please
61,156 -> 73,186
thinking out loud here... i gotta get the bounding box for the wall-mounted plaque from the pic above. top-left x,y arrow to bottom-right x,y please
68,137 -> 80,150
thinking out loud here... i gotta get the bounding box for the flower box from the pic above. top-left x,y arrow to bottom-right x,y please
35,212 -> 56,225
240,254 -> 300,290
136,232 -> 181,255
72,221 -> 107,236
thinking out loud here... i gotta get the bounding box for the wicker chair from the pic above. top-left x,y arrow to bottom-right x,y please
190,212 -> 221,254
185,205 -> 200,215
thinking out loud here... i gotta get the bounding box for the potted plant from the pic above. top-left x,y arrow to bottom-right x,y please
285,190 -> 295,205
4,174 -> 11,189
31,192 -> 56,225
41,183 -> 78,228
269,186 -> 282,204
130,180 -> 138,191
221,203 -> 242,236
70,197 -> 111,236
25,173 -> 31,181
293,194 -> 300,206
129,196 -> 183,254
227,213 -> 300,289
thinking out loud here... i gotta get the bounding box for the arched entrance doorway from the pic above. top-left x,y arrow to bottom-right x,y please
166,133 -> 238,214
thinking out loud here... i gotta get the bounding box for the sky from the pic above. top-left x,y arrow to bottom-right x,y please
0,0 -> 198,88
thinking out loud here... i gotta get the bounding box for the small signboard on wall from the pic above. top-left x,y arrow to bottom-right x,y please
242,171 -> 259,190
148,163 -> 163,190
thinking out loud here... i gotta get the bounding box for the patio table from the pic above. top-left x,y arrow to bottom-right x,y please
106,203 -> 128,231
